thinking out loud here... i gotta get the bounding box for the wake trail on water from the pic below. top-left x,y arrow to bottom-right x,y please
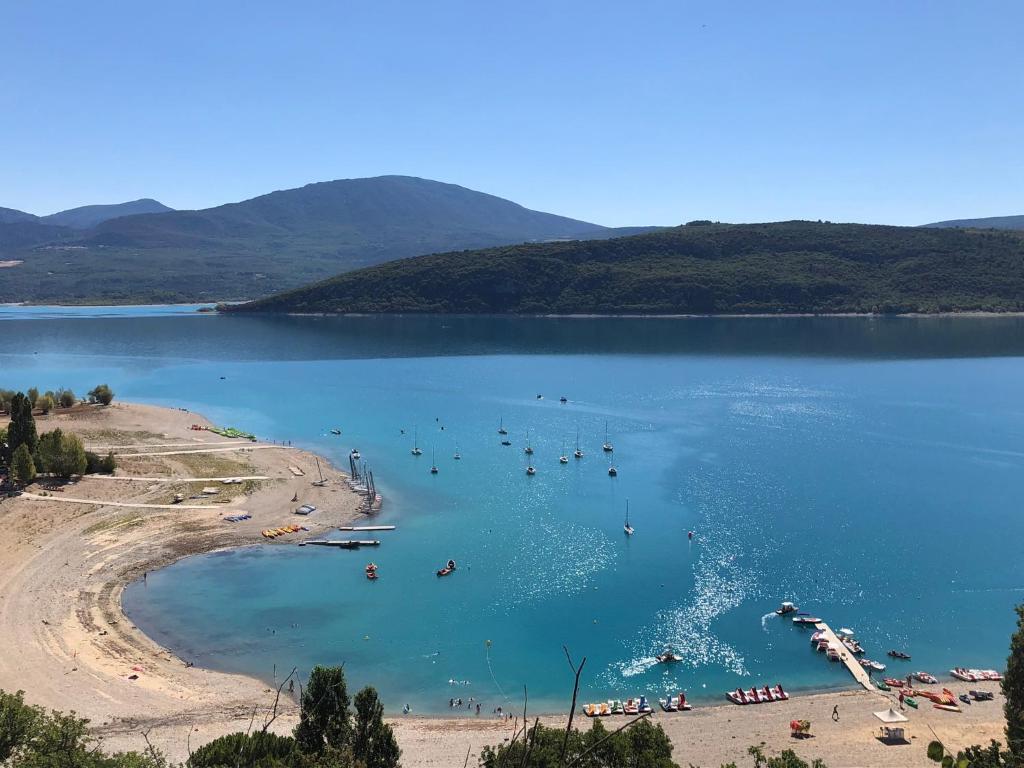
761,612 -> 777,632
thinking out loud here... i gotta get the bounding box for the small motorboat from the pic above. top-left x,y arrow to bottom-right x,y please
330,429 -> 341,435
526,465 -> 536,476
453,452 -> 461,460
436,559 -> 457,577
884,678 -> 905,688
888,650 -> 911,660
860,659 -> 886,672
874,679 -> 890,691
365,563 -> 378,572
776,601 -> 798,616
559,455 -> 569,464
366,571 -> 378,580
501,439 -> 512,446
656,650 -> 681,663
608,466 -> 618,477
792,616 -> 821,625
560,396 -> 568,403
914,672 -> 938,685
536,394 -> 543,399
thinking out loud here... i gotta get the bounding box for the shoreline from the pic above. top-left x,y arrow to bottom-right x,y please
0,401 -> 1010,767
6,301 -> 1024,319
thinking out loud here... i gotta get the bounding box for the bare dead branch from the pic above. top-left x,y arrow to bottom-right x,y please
261,666 -> 297,733
560,646 -> 586,765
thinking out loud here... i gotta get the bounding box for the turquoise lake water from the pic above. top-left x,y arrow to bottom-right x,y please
3,308 -> 1023,714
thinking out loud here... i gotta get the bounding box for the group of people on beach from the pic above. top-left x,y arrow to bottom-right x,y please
448,696 -> 483,716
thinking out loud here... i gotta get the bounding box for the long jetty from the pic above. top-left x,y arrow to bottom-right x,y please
814,621 -> 874,691
299,539 -> 381,548
338,525 -> 395,532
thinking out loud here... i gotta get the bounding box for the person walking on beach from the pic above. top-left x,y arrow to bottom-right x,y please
898,691 -> 905,709
831,704 -> 839,722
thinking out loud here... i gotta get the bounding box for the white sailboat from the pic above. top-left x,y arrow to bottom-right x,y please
430,447 -> 438,474
524,428 -> 534,455
603,420 -> 613,452
411,426 -> 422,456
453,442 -> 461,460
498,417 -> 508,436
559,441 -> 569,464
573,428 -> 584,459
624,500 -> 634,535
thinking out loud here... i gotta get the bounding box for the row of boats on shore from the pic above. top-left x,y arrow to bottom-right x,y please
584,693 -> 692,716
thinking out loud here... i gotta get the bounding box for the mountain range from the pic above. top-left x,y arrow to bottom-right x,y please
921,214 -> 1024,230
0,176 -> 654,304
228,220 -> 1024,315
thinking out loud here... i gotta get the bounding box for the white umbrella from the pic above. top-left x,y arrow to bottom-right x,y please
874,708 -> 909,723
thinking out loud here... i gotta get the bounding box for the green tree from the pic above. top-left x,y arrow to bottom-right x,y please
37,394 -> 55,414
36,429 -> 88,478
748,745 -> 827,768
0,687 -> 164,768
56,388 -> 76,408
11,444 -> 36,486
0,426 -> 8,466
8,392 -> 38,457
100,450 -> 117,473
0,389 -> 15,414
481,719 -> 677,768
1005,604 -> 1024,761
352,687 -> 400,768
188,730 -> 299,768
0,690 -> 40,762
294,666 -> 352,755
87,384 -> 115,406
27,387 -> 39,408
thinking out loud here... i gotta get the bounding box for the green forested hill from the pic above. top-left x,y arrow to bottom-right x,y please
0,176 -> 654,303
228,221 -> 1024,315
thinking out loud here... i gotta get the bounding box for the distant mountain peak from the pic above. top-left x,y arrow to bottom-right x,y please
922,214 -> 1024,230
41,198 -> 173,229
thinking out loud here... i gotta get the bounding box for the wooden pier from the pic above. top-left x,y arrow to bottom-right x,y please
814,622 -> 874,691
300,539 -> 381,548
338,525 -> 395,532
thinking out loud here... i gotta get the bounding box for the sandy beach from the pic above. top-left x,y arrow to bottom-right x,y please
0,402 -> 1008,767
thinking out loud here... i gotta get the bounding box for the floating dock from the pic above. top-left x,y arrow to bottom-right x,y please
300,539 -> 381,548
814,622 -> 874,691
338,525 -> 395,532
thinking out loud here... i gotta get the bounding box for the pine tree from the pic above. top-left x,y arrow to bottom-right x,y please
7,393 -> 38,458
1005,604 -> 1024,762
352,687 -> 400,768
294,665 -> 351,755
11,444 -> 36,486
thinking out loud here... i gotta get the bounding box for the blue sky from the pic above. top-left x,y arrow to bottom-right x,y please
2,1 -> 1021,226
